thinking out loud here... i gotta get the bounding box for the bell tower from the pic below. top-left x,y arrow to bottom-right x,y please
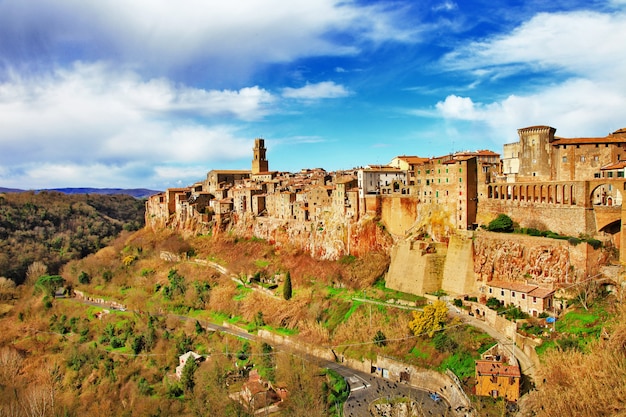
252,138 -> 269,174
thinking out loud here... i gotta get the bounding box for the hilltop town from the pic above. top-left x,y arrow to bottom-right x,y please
147,125 -> 626,304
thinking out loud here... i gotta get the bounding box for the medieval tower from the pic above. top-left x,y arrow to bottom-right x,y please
517,125 -> 556,181
252,138 -> 269,174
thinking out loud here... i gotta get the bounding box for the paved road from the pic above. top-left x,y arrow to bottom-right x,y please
340,371 -> 454,417
449,307 -> 537,381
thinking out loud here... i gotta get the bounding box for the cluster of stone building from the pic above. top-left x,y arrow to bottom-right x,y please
148,126 -> 626,241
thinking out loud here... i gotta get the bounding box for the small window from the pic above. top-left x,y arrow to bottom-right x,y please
521,294 -> 526,300
512,291 -> 516,298
533,297 -> 537,303
459,178 -> 462,183
501,290 -> 504,296
581,156 -> 585,162
576,145 -> 580,149
489,288 -> 493,294
562,156 -> 567,163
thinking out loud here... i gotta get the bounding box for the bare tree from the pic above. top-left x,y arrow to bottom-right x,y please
25,262 -> 48,286
577,279 -> 599,311
0,347 -> 23,384
22,384 -> 55,417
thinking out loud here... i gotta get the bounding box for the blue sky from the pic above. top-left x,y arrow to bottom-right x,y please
1,0 -> 625,190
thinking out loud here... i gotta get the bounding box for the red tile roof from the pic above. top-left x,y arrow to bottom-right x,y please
476,360 -> 521,378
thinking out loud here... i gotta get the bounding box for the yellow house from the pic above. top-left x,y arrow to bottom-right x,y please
475,359 -> 521,402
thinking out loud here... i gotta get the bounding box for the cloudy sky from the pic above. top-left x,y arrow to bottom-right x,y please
1,0 -> 625,190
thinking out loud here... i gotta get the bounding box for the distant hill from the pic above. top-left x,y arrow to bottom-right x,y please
0,187 -> 161,199
0,191 -> 147,284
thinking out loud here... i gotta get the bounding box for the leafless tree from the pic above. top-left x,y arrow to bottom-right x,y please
0,347 -> 23,384
25,262 -> 47,286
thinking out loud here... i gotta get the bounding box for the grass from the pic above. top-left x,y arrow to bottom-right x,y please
209,311 -> 230,323
408,346 -> 427,360
262,325 -> 299,336
438,350 -> 476,379
555,308 -> 606,338
372,279 -> 425,304
254,259 -> 270,268
233,285 -> 252,301
536,300 -> 612,356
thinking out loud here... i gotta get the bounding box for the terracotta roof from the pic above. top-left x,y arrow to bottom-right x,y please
601,161 -> 626,170
475,360 -> 521,378
528,287 -> 555,298
552,136 -> 626,146
395,156 -> 429,164
487,280 -> 539,294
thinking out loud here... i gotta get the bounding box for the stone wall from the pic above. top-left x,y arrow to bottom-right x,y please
442,234 -> 476,294
477,199 -> 594,237
379,196 -> 418,236
386,241 -> 447,295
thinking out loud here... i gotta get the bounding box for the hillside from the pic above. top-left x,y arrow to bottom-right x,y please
0,191 -> 146,284
0,187 -> 160,199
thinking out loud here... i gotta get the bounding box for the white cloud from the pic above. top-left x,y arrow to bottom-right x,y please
432,2 -> 458,12
282,81 -> 351,100
0,63 -> 267,187
0,0 -> 420,78
435,78 -> 626,143
442,10 -> 626,80
434,8 -> 626,144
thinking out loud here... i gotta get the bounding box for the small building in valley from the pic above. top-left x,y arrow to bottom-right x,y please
475,344 -> 521,402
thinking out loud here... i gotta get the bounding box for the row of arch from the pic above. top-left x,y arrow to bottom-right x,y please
487,183 -> 579,206
488,181 -> 626,207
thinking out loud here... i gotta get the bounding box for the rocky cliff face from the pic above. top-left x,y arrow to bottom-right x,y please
473,232 -> 612,285
228,211 -> 393,260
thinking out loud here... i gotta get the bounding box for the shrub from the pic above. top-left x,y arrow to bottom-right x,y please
433,332 -> 458,353
453,299 -> 463,308
78,271 -> 91,284
586,239 -> 602,250
567,237 -> 582,246
486,297 -> 502,309
487,214 -> 514,233
373,330 -> 387,347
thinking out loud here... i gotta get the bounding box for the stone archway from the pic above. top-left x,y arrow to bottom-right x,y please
590,183 -> 623,206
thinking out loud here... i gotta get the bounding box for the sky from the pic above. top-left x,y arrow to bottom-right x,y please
1,0 -> 625,190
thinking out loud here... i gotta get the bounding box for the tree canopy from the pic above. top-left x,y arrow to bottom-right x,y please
408,300 -> 448,337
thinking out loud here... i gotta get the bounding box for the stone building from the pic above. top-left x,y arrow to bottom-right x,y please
486,280 -> 555,317
503,126 -> 626,182
475,344 -> 521,402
